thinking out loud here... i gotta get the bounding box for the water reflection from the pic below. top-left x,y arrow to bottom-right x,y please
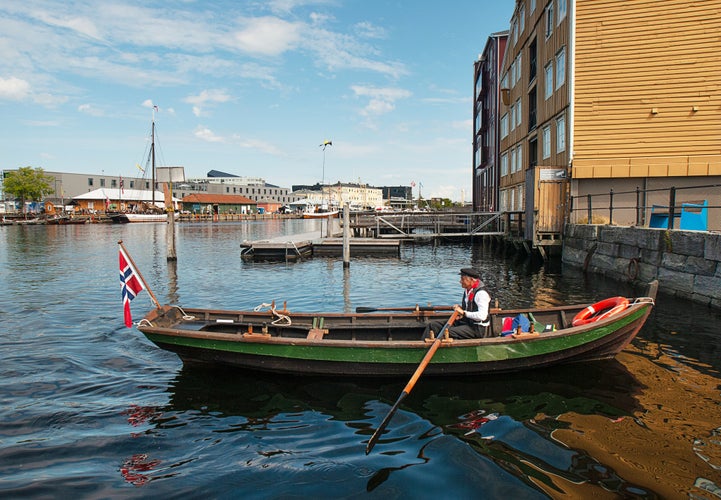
159,360 -> 653,497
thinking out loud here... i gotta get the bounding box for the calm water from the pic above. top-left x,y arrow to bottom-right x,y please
1,220 -> 720,499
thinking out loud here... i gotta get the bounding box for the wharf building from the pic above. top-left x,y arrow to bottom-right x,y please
1,168 -> 298,214
473,0 -> 721,249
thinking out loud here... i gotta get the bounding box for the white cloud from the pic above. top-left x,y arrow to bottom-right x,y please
232,17 -> 302,56
0,76 -> 31,100
194,126 -> 225,143
34,12 -> 101,40
351,85 -> 412,122
183,89 -> 233,117
78,103 -> 104,116
231,136 -> 283,156
354,21 -> 386,39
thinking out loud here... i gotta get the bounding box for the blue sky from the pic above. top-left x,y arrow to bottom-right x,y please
0,1 -> 512,201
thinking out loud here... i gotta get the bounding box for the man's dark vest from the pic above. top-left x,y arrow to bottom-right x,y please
462,283 -> 485,312
462,283 -> 490,327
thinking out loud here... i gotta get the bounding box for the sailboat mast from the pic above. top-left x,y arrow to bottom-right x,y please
151,115 -> 156,205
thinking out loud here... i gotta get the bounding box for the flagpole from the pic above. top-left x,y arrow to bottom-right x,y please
118,240 -> 161,309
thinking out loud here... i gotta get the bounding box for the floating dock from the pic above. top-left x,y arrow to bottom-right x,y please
240,232 -> 400,261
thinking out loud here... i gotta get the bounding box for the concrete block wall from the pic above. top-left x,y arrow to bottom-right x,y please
562,224 -> 721,308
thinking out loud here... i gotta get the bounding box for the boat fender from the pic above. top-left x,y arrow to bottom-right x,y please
572,297 -> 630,327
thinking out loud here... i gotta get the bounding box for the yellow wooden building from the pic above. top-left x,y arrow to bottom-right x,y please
490,0 -> 721,247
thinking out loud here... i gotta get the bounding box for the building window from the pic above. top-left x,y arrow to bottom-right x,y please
516,145 -> 523,173
515,99 -> 522,131
529,137 -> 538,168
519,4 -> 525,33
510,55 -> 522,86
558,0 -> 567,23
501,152 -> 508,177
518,185 -> 525,211
530,0 -> 536,12
544,62 -> 554,100
545,3 -> 554,38
556,114 -> 566,153
111,179 -> 117,188
542,126 -> 551,159
509,104 -> 516,130
130,181 -> 135,188
529,38 -> 537,82
501,113 -> 509,138
555,47 -> 566,90
88,178 -> 94,187
528,87 -> 537,130
511,147 -> 518,173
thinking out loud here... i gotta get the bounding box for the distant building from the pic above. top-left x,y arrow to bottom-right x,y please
1,169 -> 297,213
293,182 -> 383,211
381,186 -> 413,209
181,193 -> 256,215
181,171 -> 297,205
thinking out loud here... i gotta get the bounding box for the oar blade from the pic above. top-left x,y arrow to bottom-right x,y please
366,392 -> 408,454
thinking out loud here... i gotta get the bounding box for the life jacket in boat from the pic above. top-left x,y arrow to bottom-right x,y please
462,281 -> 490,327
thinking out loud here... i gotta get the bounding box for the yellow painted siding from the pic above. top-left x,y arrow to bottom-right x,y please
573,0 -> 721,179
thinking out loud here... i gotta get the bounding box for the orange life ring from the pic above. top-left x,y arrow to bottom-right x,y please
572,296 -> 630,327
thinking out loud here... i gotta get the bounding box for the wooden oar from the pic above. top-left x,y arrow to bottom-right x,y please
355,305 -> 453,313
365,310 -> 461,455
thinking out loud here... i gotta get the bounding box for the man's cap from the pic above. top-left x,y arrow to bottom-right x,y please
459,267 -> 482,279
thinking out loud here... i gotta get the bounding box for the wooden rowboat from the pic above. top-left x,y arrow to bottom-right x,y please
136,281 -> 657,377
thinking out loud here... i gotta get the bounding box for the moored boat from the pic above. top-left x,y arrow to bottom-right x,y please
110,212 -> 171,223
302,210 -> 340,219
136,281 -> 657,377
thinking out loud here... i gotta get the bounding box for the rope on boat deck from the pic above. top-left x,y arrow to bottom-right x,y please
173,306 -> 197,320
253,303 -> 292,325
631,297 -> 655,306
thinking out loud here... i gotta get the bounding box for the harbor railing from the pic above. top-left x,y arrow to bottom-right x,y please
569,183 -> 719,231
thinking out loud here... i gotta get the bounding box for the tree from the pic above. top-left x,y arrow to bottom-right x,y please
3,167 -> 55,218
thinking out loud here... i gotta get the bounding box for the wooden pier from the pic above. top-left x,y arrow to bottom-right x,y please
239,210 -> 528,261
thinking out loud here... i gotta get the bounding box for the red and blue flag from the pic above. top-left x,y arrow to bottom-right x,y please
119,245 -> 146,327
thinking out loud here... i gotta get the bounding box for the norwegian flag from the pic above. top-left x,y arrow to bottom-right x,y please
119,245 -> 146,327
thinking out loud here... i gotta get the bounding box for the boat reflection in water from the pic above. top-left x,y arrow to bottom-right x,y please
145,357 -> 661,497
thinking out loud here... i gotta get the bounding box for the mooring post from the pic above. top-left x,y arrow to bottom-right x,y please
343,203 -> 350,268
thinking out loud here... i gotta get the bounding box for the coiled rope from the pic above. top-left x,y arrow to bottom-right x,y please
253,302 -> 292,325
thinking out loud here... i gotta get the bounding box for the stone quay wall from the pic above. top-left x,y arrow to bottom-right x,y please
562,224 -> 721,308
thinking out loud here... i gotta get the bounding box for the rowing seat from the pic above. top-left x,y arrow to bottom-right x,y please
306,328 -> 328,340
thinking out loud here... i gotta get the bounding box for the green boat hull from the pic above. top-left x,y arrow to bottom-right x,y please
139,290 -> 655,376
